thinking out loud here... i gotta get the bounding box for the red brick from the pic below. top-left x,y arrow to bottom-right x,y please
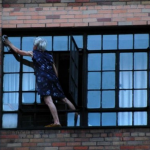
2,4 -> 10,8
120,146 -> 134,149
52,142 -> 66,147
15,148 -> 29,150
114,133 -> 123,137
0,135 -> 19,139
35,8 -> 43,11
135,146 -> 150,149
22,143 -> 37,147
68,3 -> 82,6
122,137 -> 135,141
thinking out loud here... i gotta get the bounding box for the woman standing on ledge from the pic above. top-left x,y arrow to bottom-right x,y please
3,35 -> 77,127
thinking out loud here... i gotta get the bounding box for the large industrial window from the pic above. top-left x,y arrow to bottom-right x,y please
1,30 -> 150,129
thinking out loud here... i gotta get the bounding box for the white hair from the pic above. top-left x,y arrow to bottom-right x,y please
33,37 -> 47,51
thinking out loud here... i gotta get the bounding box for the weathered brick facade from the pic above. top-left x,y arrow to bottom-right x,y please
1,0 -> 150,150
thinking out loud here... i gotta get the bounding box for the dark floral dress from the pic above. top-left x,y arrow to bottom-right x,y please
32,50 -> 65,99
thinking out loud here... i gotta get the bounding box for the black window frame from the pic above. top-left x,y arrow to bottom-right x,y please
1,26 -> 150,129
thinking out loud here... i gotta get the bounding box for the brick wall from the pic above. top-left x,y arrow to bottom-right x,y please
1,128 -> 150,150
1,1 -> 150,150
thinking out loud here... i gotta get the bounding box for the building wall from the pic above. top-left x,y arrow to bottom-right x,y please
1,0 -> 150,150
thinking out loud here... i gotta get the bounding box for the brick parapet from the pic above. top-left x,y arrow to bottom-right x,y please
0,128 -> 150,150
1,4 -> 150,28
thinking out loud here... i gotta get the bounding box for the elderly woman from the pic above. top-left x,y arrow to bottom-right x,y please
3,35 -> 77,127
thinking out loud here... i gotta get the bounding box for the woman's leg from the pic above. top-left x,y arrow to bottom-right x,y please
62,97 -> 76,110
44,96 -> 60,125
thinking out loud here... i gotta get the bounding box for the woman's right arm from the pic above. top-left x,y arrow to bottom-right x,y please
4,39 -> 33,57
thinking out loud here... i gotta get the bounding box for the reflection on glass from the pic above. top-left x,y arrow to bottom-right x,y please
134,71 -> 147,88
22,92 -> 35,104
22,73 -> 35,91
87,91 -> 101,108
102,53 -> 115,70
88,113 -> 100,126
103,35 -> 117,50
134,112 -> 147,125
118,112 -> 132,126
102,91 -> 115,108
67,113 -> 80,126
3,93 -> 19,111
119,34 -> 133,49
4,54 -> 20,72
73,35 -> 83,49
134,52 -> 147,70
88,72 -> 101,89
36,93 -> 41,103
102,72 -> 115,89
23,56 -> 34,72
119,71 -> 132,89
87,35 -> 101,50
3,74 -> 19,91
120,53 -> 133,70
53,36 -> 68,51
2,114 -> 18,128
88,53 -> 101,71
4,37 -> 20,52
119,90 -> 132,108
22,37 -> 35,51
134,34 -> 149,49
134,90 -> 147,107
102,113 -> 116,126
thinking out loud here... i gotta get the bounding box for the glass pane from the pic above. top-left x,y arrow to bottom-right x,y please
102,53 -> 115,70
23,56 -> 34,72
119,34 -> 133,49
3,74 -> 19,91
22,73 -> 35,91
2,114 -> 18,128
4,37 -> 20,52
103,35 -> 117,50
102,91 -> 115,108
134,112 -> 147,125
87,91 -> 101,108
134,71 -> 147,88
36,93 -> 41,103
88,72 -> 101,89
119,71 -> 132,89
134,34 -> 149,49
53,36 -> 68,51
67,113 -> 80,126
134,90 -> 147,107
73,35 -> 83,49
120,53 -> 133,70
119,90 -> 132,108
22,37 -> 35,51
40,36 -> 52,51
4,54 -> 20,72
88,53 -> 101,71
102,113 -> 116,126
87,35 -> 101,50
118,112 -> 132,126
88,113 -> 100,126
22,92 -> 35,104
102,72 -> 115,89
3,93 -> 19,111
134,52 -> 147,70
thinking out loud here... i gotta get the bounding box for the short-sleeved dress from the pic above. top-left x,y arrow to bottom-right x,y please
32,49 -> 65,99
